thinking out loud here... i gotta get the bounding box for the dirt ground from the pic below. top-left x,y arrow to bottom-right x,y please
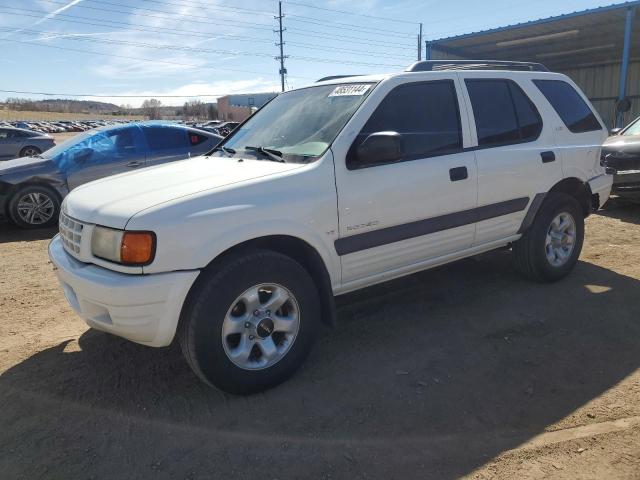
1,199 -> 640,479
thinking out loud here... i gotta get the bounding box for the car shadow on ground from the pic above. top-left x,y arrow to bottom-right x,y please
598,196 -> 640,224
0,221 -> 57,244
1,251 -> 639,479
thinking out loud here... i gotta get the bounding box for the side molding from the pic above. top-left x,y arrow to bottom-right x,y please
335,197 -> 530,256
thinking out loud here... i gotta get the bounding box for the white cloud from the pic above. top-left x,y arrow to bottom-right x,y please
84,78 -> 282,107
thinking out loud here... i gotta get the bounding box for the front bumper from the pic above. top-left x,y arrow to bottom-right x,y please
48,234 -> 200,347
588,173 -> 614,209
612,170 -> 640,198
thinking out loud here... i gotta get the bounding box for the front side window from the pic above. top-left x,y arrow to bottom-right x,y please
466,79 -> 542,147
48,126 -> 144,173
348,80 -> 462,168
533,79 -> 602,133
218,83 -> 374,163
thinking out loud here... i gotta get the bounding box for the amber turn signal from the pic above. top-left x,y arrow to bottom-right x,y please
120,232 -> 156,265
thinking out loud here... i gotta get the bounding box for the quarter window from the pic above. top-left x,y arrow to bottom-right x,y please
466,79 -> 542,147
349,80 -> 462,168
533,79 -> 602,133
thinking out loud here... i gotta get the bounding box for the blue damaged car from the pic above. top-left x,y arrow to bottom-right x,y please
0,122 -> 221,229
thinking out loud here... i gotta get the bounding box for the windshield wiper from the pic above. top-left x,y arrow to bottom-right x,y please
212,145 -> 236,155
244,146 -> 285,163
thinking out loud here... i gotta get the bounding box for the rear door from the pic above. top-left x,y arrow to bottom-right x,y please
459,74 -> 563,245
143,125 -> 192,166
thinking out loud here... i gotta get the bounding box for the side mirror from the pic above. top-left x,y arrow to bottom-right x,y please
350,131 -> 404,169
609,128 -> 623,136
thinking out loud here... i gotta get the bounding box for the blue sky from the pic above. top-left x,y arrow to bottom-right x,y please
0,0 -> 618,106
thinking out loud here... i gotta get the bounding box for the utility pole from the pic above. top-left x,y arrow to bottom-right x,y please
417,23 -> 423,61
275,1 -> 288,92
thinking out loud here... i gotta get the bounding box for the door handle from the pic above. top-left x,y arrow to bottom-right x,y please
126,161 -> 143,168
540,151 -> 556,163
449,166 -> 468,182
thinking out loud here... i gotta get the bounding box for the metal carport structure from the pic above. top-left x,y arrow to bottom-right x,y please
426,2 -> 640,128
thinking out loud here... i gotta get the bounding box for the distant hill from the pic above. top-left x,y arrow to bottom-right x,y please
1,98 -> 122,114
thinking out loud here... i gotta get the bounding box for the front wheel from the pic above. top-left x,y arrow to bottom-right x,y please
8,185 -> 61,229
513,192 -> 584,282
178,249 -> 321,394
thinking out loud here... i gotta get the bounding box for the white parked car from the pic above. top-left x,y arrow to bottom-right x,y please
49,61 -> 612,394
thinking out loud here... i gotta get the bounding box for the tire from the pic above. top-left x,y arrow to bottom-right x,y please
178,249 -> 321,394
8,185 -> 61,229
513,192 -> 584,282
19,146 -> 42,158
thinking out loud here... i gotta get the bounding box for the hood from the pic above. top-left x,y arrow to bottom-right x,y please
0,156 -> 54,177
602,135 -> 640,171
64,156 -> 304,229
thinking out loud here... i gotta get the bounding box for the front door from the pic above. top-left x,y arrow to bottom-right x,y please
66,126 -> 146,190
331,76 -> 478,287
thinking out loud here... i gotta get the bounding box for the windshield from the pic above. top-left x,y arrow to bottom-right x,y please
41,130 -> 94,159
216,83 -> 374,162
623,118 -> 640,136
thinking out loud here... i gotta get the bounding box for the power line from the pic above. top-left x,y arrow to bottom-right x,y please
0,37 -> 318,78
17,0 -> 276,31
0,25 -> 410,66
285,15 -> 415,39
282,0 -> 418,25
0,6 -> 415,52
0,89 -> 235,98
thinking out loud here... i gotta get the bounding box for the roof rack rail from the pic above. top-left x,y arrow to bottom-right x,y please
316,75 -> 364,82
406,60 -> 550,72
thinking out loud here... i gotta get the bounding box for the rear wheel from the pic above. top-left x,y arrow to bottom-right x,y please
19,146 -> 41,158
8,185 -> 60,229
178,249 -> 321,394
513,192 -> 584,282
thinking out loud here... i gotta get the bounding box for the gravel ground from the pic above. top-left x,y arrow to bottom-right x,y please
1,198 -> 639,479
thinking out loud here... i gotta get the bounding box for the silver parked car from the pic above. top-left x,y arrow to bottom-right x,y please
0,127 -> 55,160
0,122 -> 221,228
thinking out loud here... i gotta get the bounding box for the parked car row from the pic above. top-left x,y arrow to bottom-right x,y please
601,116 -> 640,202
0,119 -> 130,134
0,121 -> 221,227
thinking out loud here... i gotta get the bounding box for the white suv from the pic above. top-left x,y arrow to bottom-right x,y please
49,61 -> 613,393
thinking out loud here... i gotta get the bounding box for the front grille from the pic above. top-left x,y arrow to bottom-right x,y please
59,212 -> 84,255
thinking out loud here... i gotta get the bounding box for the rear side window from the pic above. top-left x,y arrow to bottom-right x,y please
143,126 -> 188,151
352,80 -> 462,166
466,79 -> 542,147
533,80 -> 602,133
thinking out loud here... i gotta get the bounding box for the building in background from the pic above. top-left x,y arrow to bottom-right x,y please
217,92 -> 278,122
426,1 -> 639,128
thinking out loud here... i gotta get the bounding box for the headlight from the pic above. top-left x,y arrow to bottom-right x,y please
91,226 -> 156,266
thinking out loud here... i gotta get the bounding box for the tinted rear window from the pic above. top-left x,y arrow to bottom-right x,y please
466,79 -> 542,147
533,80 -> 602,133
143,126 -> 188,151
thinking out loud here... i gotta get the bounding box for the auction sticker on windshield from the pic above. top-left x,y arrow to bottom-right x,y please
328,84 -> 371,97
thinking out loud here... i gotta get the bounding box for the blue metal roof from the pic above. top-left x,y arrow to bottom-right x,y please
431,1 -> 640,42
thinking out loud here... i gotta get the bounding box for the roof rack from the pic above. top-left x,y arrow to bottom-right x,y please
316,75 -> 364,82
406,60 -> 550,72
